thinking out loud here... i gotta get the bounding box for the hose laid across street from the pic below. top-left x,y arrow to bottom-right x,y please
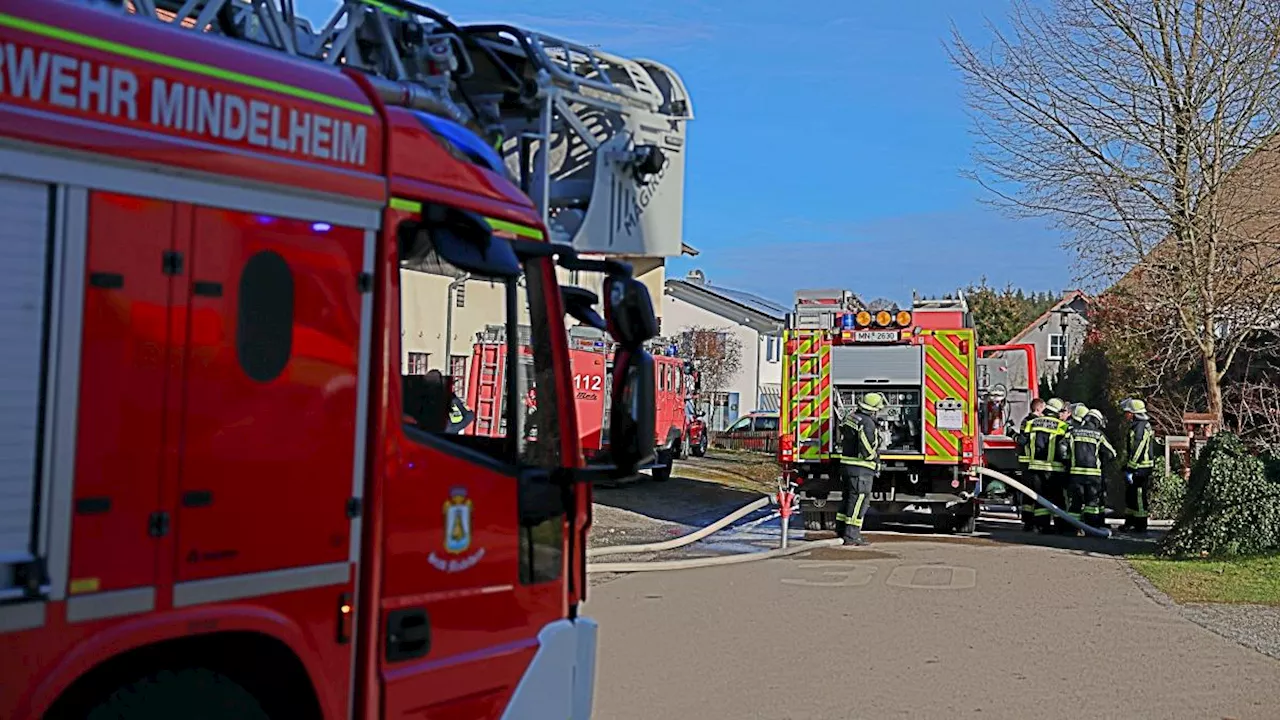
586,495 -> 772,558
586,537 -> 844,573
587,466 -> 1112,574
587,493 -> 846,572
973,466 -> 1111,539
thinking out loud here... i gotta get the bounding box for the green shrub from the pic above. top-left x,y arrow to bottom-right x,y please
1159,433 -> 1280,558
1148,460 -> 1186,522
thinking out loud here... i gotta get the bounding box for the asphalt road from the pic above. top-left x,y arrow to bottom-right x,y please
584,533 -> 1280,720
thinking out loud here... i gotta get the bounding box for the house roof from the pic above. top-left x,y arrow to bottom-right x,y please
1007,290 -> 1092,344
665,275 -> 788,334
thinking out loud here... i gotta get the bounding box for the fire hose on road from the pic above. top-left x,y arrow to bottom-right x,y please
587,490 -> 843,573
586,466 -> 1111,574
973,466 -> 1111,539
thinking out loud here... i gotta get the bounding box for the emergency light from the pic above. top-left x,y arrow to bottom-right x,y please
856,311 -> 872,327
896,310 -> 912,327
875,310 -> 893,327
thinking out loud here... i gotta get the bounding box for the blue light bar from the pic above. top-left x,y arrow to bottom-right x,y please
414,112 -> 506,176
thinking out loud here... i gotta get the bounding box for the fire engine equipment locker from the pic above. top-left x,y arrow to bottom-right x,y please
0,177 -> 52,592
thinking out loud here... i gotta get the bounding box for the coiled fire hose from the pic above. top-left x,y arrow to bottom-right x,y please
586,492 -> 843,573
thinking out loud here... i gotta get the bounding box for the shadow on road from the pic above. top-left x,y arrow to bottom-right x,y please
977,521 -> 1163,557
842,517 -> 1163,557
593,473 -> 766,525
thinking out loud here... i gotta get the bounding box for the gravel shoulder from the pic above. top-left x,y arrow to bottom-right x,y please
1125,559 -> 1280,662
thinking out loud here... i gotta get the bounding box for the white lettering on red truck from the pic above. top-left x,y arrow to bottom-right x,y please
0,40 -> 368,168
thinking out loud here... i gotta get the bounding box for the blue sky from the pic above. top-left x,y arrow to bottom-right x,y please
300,0 -> 1074,305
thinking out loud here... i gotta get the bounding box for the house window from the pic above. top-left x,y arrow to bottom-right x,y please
406,352 -> 429,375
449,355 -> 468,396
765,335 -> 780,363
1048,334 -> 1067,360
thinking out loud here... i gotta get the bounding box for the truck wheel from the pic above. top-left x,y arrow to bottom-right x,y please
85,667 -> 271,720
652,454 -> 672,482
802,509 -> 824,531
821,512 -> 840,531
932,514 -> 956,534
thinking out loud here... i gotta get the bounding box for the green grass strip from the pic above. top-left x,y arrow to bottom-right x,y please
1129,553 -> 1280,606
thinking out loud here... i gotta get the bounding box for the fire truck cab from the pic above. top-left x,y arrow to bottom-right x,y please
0,1 -> 664,718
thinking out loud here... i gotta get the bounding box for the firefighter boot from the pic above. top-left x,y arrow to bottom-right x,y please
842,527 -> 870,546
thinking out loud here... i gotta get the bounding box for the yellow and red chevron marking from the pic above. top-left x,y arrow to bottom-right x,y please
783,330 -> 831,461
922,329 -> 976,464
816,339 -> 831,458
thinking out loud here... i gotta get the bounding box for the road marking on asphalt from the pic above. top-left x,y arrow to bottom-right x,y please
780,562 -> 878,588
885,564 -> 977,590
779,562 -> 978,590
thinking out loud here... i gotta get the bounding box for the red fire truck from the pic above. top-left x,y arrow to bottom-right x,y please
463,327 -> 691,481
778,290 -> 1040,532
779,291 -> 984,533
0,1 -> 663,718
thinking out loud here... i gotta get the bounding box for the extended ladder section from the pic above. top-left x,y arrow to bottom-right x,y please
111,1 -> 695,258
115,0 -> 481,125
457,25 -> 694,255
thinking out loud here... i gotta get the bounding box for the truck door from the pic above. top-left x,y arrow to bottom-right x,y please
65,191 -> 180,597
382,215 -> 569,718
174,208 -> 364,583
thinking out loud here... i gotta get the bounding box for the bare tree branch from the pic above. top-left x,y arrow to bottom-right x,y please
950,0 -> 1280,425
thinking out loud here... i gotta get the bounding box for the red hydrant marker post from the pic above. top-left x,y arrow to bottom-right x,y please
778,486 -> 796,549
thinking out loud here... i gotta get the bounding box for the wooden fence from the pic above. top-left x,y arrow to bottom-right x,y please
708,431 -> 778,454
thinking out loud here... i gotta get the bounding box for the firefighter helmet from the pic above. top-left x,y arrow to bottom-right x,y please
1071,403 -> 1090,422
1120,398 -> 1148,417
1086,409 -> 1106,426
859,392 -> 887,413
1044,398 -> 1066,414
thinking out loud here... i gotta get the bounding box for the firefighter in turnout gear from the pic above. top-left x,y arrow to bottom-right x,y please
1068,408 -> 1116,529
1016,397 -> 1047,531
1026,398 -> 1070,532
1120,398 -> 1156,533
836,392 -> 885,546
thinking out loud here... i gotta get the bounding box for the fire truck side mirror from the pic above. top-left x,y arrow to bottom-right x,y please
607,348 -> 657,474
403,206 -> 521,278
561,285 -> 607,331
603,276 -> 658,350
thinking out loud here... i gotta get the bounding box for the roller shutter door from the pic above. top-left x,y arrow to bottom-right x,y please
0,177 -> 50,570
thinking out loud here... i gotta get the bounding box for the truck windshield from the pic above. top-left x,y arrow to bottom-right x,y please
398,228 -> 561,469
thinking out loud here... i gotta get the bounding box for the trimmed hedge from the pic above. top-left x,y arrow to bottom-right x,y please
1148,460 -> 1186,522
1159,433 -> 1280,558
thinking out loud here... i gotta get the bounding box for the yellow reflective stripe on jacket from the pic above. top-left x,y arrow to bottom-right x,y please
1127,426 -> 1154,469
837,457 -> 877,469
1017,418 -> 1035,462
1028,417 -> 1067,471
838,413 -> 878,469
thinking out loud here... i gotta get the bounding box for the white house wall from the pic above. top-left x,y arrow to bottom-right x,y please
662,294 -> 769,418
399,270 -> 530,376
401,261 -> 668,381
